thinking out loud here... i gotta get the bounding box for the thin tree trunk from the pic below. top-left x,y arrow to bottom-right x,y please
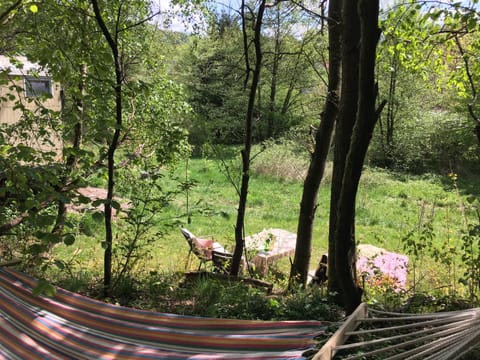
0,0 -> 22,24
453,36 -> 480,147
382,52 -> 398,166
231,0 -> 266,276
91,0 -> 123,297
289,0 -> 341,286
280,39 -> 305,116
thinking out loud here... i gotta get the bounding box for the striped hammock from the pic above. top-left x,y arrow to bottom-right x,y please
0,268 -> 325,360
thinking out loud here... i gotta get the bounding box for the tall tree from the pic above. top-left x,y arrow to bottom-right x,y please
329,0 -> 384,313
230,0 -> 267,276
291,0 -> 384,313
290,0 -> 341,285
90,0 -> 125,295
327,0 -> 361,304
177,13 -> 247,146
261,3 -> 313,139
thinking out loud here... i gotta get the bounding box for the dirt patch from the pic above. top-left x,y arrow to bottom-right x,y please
67,187 -> 130,217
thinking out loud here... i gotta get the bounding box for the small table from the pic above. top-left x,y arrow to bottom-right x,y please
244,229 -> 296,276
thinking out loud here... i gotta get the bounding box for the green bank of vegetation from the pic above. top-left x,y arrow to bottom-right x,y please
1,0 -> 480,327
41,147 -> 479,314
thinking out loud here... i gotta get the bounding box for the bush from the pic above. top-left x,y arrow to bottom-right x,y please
280,287 -> 343,321
368,110 -> 478,174
138,276 -> 343,321
251,138 -> 310,181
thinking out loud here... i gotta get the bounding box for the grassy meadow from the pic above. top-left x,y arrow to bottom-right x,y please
51,143 -> 480,306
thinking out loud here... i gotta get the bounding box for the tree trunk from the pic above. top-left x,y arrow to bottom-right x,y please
91,0 -> 123,297
333,0 -> 382,314
231,0 -> 266,276
379,51 -> 398,167
328,0 -> 360,301
289,0 -> 341,286
0,0 -> 22,24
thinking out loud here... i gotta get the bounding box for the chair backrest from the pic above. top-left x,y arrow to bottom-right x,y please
212,250 -> 233,274
180,228 -> 195,248
181,228 -> 213,261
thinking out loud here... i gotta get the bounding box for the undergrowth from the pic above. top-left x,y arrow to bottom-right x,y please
14,140 -> 477,316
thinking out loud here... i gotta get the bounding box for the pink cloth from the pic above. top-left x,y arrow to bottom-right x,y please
357,245 -> 408,290
192,237 -> 214,260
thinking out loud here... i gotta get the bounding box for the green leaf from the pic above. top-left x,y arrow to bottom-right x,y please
92,211 -> 104,222
466,195 -> 477,204
78,195 -> 91,204
54,260 -> 65,270
92,199 -> 105,207
37,214 -> 57,227
29,243 -> 47,255
111,200 -> 121,210
33,279 -> 56,297
36,231 -> 61,244
63,234 -> 75,246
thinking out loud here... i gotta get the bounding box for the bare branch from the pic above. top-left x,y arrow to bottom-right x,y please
289,0 -> 333,23
0,0 -> 22,25
241,0 -> 251,90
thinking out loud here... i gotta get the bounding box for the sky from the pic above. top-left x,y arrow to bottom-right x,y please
151,0 -> 480,33
150,0 -> 241,33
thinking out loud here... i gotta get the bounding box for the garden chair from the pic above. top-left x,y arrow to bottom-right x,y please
212,250 -> 233,274
180,227 -> 228,270
212,250 -> 256,276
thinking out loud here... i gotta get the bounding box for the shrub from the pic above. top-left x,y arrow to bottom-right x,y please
280,287 -> 343,321
251,138 -> 310,181
368,110 -> 478,174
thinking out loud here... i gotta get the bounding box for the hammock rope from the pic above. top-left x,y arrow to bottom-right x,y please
313,303 -> 480,360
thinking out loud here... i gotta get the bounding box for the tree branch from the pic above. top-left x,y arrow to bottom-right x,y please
0,0 -> 22,25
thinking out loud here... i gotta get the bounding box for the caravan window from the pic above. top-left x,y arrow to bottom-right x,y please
25,77 -> 52,97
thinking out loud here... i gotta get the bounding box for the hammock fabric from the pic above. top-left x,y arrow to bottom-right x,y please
0,268 -> 325,360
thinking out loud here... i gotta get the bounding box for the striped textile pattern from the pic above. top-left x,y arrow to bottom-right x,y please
0,268 -> 325,360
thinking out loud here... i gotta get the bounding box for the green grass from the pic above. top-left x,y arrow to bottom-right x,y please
49,147 -> 480,306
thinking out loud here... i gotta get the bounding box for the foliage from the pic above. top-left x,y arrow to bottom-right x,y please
176,15 -> 248,147
370,2 -> 480,174
280,286 -> 342,320
124,275 -> 342,321
401,201 -> 436,292
369,108 -> 479,174
174,8 -> 325,148
0,0 -> 191,293
458,195 -> 480,303
250,138 -> 310,181
110,165 -> 185,291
